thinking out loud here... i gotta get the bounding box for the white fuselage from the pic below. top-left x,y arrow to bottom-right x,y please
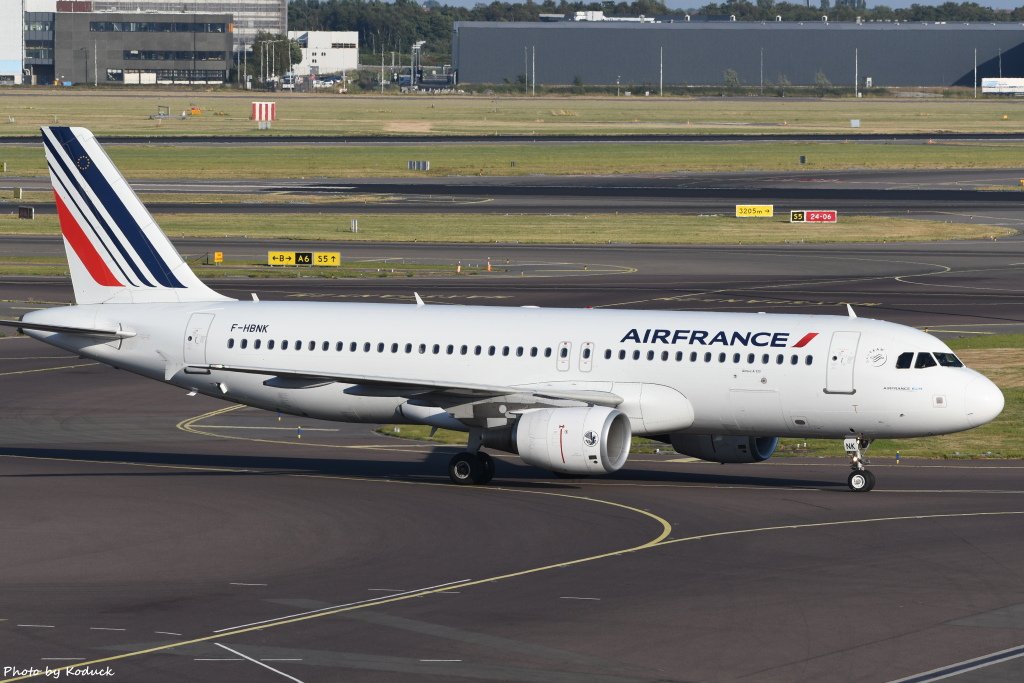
23,300 -> 1004,441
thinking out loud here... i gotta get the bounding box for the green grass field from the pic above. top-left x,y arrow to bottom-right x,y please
0,212 -> 1009,245
4,140 -> 1024,178
3,91 -> 1024,137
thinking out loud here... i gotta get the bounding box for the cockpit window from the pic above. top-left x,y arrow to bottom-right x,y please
895,352 -> 914,369
934,352 -> 963,368
914,353 -> 937,369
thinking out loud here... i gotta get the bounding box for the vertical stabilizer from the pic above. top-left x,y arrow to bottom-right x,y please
42,126 -> 232,305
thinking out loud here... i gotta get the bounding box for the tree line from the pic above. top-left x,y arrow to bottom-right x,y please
288,0 -> 1024,64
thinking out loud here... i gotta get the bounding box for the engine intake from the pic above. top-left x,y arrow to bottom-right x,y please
670,434 -> 778,464
486,406 -> 631,475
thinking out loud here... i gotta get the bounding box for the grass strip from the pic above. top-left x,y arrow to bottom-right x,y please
5,141 -> 1024,178
0,213 -> 1009,245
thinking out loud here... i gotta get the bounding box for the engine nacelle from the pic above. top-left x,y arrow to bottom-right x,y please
488,407 -> 631,475
670,434 -> 778,464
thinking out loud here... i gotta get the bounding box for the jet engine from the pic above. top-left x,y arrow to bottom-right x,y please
669,434 -> 778,464
486,406 -> 631,475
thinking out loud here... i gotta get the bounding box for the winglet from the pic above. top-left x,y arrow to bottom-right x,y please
846,304 -> 857,318
414,292 -> 425,307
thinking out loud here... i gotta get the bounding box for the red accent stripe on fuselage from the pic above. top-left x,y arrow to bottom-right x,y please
792,332 -> 819,348
54,190 -> 123,287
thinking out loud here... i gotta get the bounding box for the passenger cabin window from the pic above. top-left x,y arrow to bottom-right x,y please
227,338 -> 234,349
336,342 -> 344,351
604,349 -> 612,360
282,340 -> 289,350
268,340 -> 275,350
309,341 -> 317,351
545,348 -> 553,358
896,352 -> 914,369
350,342 -> 357,352
915,353 -> 937,369
322,341 -> 329,351
560,347 -> 569,359
295,339 -> 301,350
254,339 -> 261,350
391,343 -> 399,353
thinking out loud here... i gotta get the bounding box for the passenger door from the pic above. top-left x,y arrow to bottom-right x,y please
183,313 -> 215,365
824,331 -> 860,394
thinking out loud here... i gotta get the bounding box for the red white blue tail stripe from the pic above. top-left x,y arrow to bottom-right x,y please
42,126 -> 228,305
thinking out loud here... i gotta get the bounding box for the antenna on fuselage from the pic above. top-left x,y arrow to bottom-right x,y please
414,292 -> 425,307
846,304 -> 857,318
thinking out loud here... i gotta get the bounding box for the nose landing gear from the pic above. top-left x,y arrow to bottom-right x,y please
844,437 -> 875,492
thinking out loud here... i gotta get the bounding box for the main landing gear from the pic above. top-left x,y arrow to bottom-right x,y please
448,451 -> 494,485
844,437 -> 875,492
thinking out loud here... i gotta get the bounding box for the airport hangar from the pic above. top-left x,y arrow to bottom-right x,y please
452,20 -> 1024,87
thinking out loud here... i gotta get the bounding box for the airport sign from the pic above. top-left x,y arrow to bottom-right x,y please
736,204 -> 774,217
790,210 -> 838,223
268,251 -> 341,266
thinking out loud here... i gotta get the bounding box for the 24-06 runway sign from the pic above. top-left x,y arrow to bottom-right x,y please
790,210 -> 838,223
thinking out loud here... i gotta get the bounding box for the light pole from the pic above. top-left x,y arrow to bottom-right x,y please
616,75 -> 620,97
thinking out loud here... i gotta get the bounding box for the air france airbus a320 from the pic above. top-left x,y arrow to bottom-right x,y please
0,127 -> 1005,492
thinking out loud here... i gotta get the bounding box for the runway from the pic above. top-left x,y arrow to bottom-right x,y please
5,169 -> 1024,220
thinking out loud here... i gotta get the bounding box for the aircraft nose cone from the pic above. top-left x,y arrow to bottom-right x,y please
965,376 -> 1004,428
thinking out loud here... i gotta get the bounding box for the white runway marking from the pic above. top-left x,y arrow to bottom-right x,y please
261,659 -> 303,662
890,642 -> 1024,682
89,627 -> 126,632
17,625 -> 54,629
213,579 -> 470,633
194,658 -> 242,661
215,643 -> 305,683
229,583 -> 267,587
39,659 -> 82,662
155,631 -> 182,636
420,659 -> 462,663
559,596 -> 601,601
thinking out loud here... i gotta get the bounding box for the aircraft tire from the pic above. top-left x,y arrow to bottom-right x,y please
848,470 -> 875,492
477,452 -> 495,484
449,452 -> 486,485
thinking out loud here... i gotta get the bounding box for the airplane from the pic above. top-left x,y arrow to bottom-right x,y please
0,127 -> 1005,492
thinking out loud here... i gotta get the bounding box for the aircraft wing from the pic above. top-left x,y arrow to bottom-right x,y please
0,319 -> 135,339
200,363 -> 623,407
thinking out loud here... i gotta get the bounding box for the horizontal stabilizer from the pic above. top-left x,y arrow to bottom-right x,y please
0,318 -> 135,339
